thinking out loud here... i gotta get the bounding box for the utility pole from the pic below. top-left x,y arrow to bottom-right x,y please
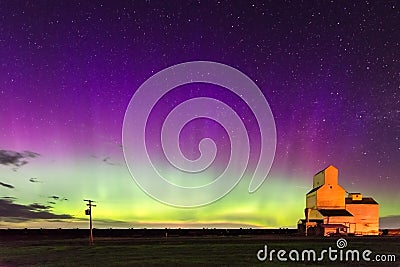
84,199 -> 96,245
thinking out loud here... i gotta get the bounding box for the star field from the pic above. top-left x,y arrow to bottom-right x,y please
0,1 -> 399,228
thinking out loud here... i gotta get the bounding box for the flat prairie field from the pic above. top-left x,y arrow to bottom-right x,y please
0,236 -> 399,266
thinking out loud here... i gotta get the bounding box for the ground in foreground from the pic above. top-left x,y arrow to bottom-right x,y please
0,236 -> 399,266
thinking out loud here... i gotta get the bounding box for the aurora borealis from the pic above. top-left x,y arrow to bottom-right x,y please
0,1 -> 399,229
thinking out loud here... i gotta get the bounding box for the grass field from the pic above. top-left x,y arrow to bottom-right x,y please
0,236 -> 399,266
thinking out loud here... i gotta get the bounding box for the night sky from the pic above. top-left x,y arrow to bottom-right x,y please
0,1 -> 399,229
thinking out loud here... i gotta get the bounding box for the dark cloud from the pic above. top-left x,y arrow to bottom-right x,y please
22,151 -> 40,158
102,156 -> 116,165
0,150 -> 40,169
1,196 -> 17,200
0,199 -> 73,222
0,181 -> 15,189
91,154 -> 120,166
28,203 -> 52,210
95,218 -> 129,224
29,177 -> 42,183
48,201 -> 56,205
48,195 -> 68,202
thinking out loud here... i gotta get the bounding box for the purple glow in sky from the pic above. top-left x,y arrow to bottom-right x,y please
0,1 -> 399,228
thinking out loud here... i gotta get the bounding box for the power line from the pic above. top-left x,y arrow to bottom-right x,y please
84,199 -> 96,245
